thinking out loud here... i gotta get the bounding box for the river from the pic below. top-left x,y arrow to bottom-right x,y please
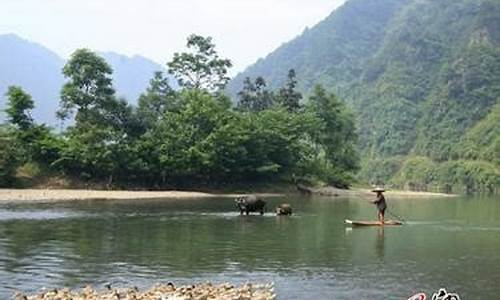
0,195 -> 499,299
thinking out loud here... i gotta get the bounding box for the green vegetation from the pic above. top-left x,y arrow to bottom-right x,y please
459,103 -> 500,165
229,0 -> 500,193
0,125 -> 18,186
2,0 -> 498,193
0,35 -> 358,189
390,157 -> 499,194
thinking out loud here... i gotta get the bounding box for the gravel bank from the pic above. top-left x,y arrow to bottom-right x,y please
0,189 -> 282,203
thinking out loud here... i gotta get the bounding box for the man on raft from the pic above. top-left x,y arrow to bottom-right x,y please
371,187 -> 387,224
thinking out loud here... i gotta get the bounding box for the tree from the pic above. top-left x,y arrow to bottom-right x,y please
5,86 -> 34,130
305,85 -> 358,186
237,76 -> 275,112
4,87 -> 61,167
58,48 -> 116,126
0,126 -> 20,187
167,34 -> 232,91
137,71 -> 178,127
154,89 -> 230,184
277,69 -> 302,112
56,49 -> 137,185
205,107 -> 308,182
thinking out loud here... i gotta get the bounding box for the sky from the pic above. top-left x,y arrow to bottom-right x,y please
0,0 -> 346,75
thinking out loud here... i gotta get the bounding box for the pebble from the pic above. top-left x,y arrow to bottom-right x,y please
16,282 -> 276,300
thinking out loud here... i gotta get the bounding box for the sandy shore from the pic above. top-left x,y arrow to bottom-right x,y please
0,189 -> 282,203
0,187 -> 456,203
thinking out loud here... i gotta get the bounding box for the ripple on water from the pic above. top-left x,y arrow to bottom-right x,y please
0,210 -> 91,221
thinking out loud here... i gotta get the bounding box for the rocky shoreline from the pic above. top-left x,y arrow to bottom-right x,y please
15,282 -> 276,300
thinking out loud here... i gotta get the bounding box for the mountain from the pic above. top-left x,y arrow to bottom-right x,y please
229,0 -> 412,94
99,52 -> 172,102
0,34 -> 170,126
229,0 -> 500,193
0,34 -> 64,125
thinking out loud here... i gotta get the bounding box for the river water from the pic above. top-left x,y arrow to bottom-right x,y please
0,195 -> 499,299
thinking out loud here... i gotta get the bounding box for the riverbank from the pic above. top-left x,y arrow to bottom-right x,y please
293,182 -> 458,198
313,186 -> 457,198
0,189 -> 283,203
0,187 -> 455,203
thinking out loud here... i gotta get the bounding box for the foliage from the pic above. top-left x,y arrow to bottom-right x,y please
229,0 -> 500,193
137,71 -> 177,127
306,85 -> 358,173
414,40 -> 500,161
152,90 -> 231,184
0,35 -> 358,189
0,126 -> 19,186
277,69 -> 302,112
52,49 -> 139,185
459,103 -> 500,165
168,34 -> 232,92
236,77 -> 275,112
392,157 -> 499,194
392,156 -> 437,189
3,86 -> 62,172
358,156 -> 404,186
58,48 -> 116,125
5,86 -> 34,130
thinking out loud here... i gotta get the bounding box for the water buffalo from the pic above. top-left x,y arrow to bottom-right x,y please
235,195 -> 266,215
276,203 -> 293,216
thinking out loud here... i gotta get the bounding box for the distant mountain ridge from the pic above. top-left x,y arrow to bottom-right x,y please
228,0 -> 500,192
0,34 -> 64,125
99,52 -> 170,102
0,34 -> 171,126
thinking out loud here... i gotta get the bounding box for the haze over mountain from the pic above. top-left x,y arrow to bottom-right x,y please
0,34 -> 64,125
229,0 -> 500,191
0,34 -> 170,126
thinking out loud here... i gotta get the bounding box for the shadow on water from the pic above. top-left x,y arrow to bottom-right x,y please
0,195 -> 500,299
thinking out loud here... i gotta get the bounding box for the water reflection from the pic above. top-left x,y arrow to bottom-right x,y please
375,227 -> 385,259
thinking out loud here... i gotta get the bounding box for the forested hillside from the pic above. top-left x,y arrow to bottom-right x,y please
228,0 -> 500,193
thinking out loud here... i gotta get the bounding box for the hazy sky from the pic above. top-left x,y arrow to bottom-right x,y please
0,0 -> 346,75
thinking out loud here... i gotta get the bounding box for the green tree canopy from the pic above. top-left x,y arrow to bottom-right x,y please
137,71 -> 178,127
5,86 -> 34,130
0,35 -> 361,191
0,126 -> 19,187
58,48 -> 116,125
277,69 -> 302,112
306,85 -> 359,176
237,76 -> 275,112
167,34 -> 232,92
